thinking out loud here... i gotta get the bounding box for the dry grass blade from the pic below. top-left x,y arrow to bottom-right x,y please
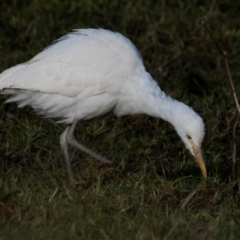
180,189 -> 197,209
202,21 -> 240,182
202,21 -> 240,114
223,52 -> 240,114
232,113 -> 239,181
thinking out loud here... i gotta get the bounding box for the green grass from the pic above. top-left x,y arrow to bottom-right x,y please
1,0 -> 240,239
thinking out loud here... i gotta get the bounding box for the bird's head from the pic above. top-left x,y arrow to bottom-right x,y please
172,103 -> 207,177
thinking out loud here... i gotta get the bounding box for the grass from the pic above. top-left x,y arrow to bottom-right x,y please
1,0 -> 240,239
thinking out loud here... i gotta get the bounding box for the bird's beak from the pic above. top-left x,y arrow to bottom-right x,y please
189,140 -> 207,177
193,146 -> 207,177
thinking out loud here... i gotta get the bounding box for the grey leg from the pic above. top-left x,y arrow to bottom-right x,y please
60,120 -> 112,184
67,120 -> 112,164
60,126 -> 75,183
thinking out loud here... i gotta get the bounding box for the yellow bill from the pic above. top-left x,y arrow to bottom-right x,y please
192,145 -> 207,177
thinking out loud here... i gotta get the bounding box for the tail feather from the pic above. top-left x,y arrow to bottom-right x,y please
0,63 -> 26,90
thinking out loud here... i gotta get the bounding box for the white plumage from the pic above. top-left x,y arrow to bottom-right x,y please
0,29 -> 207,182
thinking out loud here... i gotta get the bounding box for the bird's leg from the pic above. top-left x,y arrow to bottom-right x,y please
60,126 -> 76,183
66,120 -> 112,164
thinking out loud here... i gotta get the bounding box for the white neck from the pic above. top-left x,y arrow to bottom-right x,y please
114,73 -> 195,129
114,72 -> 205,157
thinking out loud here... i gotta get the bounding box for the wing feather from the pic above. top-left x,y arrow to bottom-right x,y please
0,29 -> 145,99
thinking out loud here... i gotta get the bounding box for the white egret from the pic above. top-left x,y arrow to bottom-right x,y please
0,29 -> 207,182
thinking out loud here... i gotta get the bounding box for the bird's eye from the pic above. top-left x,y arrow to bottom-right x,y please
186,134 -> 191,139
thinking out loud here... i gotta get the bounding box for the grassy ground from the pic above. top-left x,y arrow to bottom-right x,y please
1,0 -> 240,239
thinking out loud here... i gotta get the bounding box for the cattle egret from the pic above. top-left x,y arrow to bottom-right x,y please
0,29 -> 207,182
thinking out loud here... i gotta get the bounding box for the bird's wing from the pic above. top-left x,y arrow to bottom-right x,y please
0,30 -> 144,99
